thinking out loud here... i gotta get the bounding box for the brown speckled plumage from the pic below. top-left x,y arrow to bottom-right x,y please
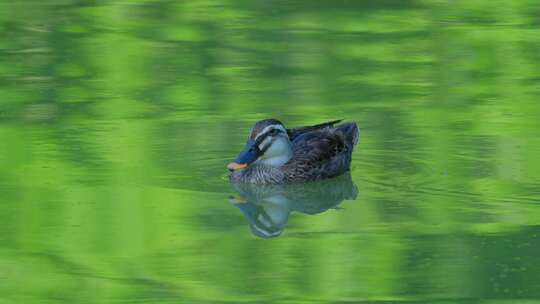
230,120 -> 359,184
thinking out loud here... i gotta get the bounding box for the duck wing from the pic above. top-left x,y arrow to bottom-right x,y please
284,122 -> 358,182
287,119 -> 342,141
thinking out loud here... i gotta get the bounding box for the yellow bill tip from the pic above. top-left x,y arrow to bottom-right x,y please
227,162 -> 248,171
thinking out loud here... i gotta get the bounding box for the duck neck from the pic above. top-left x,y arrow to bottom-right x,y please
260,152 -> 292,167
258,137 -> 293,167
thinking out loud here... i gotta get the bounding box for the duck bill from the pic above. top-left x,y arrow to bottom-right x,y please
227,140 -> 261,172
227,162 -> 248,171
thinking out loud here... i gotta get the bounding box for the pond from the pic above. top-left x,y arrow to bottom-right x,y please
1,0 -> 540,303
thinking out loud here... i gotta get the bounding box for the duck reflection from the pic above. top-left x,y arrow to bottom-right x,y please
229,173 -> 358,238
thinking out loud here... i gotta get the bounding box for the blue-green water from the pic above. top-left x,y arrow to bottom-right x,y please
1,1 -> 540,303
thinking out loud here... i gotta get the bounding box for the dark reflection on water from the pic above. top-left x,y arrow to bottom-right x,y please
230,173 -> 358,238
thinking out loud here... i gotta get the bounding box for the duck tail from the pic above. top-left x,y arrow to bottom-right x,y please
336,122 -> 359,148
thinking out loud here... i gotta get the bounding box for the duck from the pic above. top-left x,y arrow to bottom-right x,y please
227,119 -> 359,184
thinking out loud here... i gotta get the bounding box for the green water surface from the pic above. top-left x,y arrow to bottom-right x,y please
1,0 -> 540,303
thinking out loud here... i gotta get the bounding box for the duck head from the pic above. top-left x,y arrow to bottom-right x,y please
227,119 -> 293,172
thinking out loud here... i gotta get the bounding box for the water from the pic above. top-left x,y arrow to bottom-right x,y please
1,1 -> 540,303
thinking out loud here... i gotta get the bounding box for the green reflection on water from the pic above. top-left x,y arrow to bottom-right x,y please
1,0 -> 540,303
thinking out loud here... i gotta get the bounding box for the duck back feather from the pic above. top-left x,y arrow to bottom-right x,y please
283,122 -> 359,182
